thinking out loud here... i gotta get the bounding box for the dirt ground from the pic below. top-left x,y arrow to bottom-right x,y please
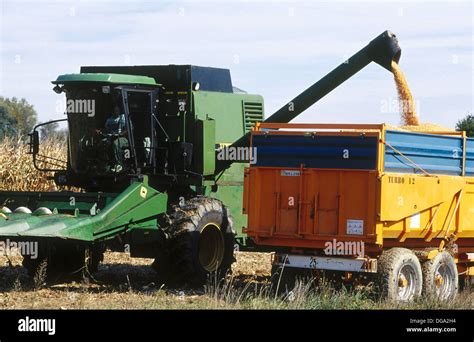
0,251 -> 472,309
0,251 -> 274,309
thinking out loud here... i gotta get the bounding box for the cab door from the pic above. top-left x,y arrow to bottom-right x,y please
120,87 -> 158,172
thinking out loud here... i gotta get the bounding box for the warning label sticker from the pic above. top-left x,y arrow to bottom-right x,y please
347,219 -> 364,235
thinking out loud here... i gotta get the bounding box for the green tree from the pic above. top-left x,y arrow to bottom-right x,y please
0,104 -> 18,138
455,114 -> 474,137
0,96 -> 38,136
39,121 -> 59,138
38,121 -> 68,140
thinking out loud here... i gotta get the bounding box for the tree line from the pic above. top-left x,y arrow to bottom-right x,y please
0,96 -> 66,140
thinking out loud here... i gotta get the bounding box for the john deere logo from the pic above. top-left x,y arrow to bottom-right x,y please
140,187 -> 148,198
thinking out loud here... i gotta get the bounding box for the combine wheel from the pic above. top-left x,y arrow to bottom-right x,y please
421,251 -> 458,300
161,197 -> 236,287
377,248 -> 422,301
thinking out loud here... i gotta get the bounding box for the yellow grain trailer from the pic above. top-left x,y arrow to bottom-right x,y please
243,123 -> 474,301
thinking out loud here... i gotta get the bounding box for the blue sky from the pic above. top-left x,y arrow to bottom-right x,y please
0,0 -> 472,128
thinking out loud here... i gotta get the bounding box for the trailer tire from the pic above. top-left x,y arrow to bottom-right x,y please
165,197 -> 236,287
378,248 -> 422,301
422,251 -> 458,300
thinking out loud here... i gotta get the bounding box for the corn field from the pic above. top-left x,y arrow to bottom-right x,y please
0,136 -> 68,192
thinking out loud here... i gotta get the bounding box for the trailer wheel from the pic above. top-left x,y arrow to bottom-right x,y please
422,251 -> 458,300
164,197 -> 236,287
378,248 -> 422,301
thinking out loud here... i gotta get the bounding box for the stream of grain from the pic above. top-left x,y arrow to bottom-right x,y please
391,60 -> 419,126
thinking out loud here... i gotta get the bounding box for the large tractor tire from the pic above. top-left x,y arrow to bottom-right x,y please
160,197 -> 236,287
377,248 -> 423,301
22,243 -> 104,282
421,251 -> 458,300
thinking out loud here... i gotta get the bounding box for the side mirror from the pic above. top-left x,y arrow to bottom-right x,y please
28,131 -> 39,155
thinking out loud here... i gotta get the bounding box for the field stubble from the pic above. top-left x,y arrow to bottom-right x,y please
0,251 -> 472,309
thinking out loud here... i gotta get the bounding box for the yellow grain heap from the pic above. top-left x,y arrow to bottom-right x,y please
386,123 -> 453,132
400,123 -> 453,132
391,60 -> 419,126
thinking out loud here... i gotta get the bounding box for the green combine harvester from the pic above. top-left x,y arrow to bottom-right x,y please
0,31 -> 401,285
